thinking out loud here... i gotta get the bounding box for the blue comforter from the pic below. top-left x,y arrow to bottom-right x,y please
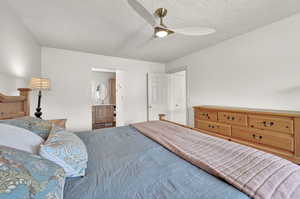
64,126 -> 249,199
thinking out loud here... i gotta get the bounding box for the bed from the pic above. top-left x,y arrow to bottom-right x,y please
64,127 -> 249,199
1,88 -> 300,199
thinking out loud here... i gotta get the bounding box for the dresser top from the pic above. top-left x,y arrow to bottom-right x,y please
193,105 -> 300,117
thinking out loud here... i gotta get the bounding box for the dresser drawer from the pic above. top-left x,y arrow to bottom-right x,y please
248,115 -> 293,134
196,120 -> 231,136
194,109 -> 217,121
232,126 -> 293,152
218,112 -> 247,126
232,126 -> 255,143
256,130 -> 294,152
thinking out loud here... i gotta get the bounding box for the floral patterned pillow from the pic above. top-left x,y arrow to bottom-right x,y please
39,129 -> 88,178
0,117 -> 53,140
0,145 -> 65,199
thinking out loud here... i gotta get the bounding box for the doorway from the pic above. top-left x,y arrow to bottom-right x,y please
147,71 -> 187,125
91,70 -> 116,129
168,71 -> 187,125
147,73 -> 168,121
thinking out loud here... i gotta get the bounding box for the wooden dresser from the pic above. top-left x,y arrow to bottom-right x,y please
194,106 -> 300,164
92,105 -> 116,129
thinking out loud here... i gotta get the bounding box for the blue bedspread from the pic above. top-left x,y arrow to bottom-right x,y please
64,126 -> 249,199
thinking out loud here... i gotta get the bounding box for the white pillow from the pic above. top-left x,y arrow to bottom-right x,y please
0,123 -> 44,154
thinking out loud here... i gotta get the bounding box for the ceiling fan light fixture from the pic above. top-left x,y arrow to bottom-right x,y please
154,27 -> 173,38
156,30 -> 168,38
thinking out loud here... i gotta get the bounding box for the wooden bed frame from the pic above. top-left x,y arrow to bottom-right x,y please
0,88 -> 31,120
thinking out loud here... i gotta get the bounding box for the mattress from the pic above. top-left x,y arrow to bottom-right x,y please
64,126 -> 249,199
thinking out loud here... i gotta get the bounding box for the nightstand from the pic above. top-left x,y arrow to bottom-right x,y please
47,119 -> 67,129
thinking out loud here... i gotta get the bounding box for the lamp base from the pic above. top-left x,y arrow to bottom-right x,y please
35,90 -> 43,119
34,108 -> 42,119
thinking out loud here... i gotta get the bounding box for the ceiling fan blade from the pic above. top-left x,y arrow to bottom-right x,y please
127,0 -> 156,27
171,27 -> 216,36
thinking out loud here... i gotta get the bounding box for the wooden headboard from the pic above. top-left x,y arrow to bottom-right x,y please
0,88 -> 31,120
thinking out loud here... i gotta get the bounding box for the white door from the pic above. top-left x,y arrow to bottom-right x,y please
168,71 -> 187,125
147,73 -> 168,121
116,70 -> 125,126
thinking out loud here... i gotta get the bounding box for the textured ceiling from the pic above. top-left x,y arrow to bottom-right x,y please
7,0 -> 300,63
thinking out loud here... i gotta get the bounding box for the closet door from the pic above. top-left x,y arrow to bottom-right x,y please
168,71 -> 187,125
147,73 -> 168,121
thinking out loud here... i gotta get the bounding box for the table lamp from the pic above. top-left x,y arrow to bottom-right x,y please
29,77 -> 51,119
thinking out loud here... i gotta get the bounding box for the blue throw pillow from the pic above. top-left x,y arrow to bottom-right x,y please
39,128 -> 88,178
0,117 -> 54,140
0,145 -> 65,199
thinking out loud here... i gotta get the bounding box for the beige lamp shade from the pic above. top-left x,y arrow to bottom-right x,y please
30,77 -> 51,90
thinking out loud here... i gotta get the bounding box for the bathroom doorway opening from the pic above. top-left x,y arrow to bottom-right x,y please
91,69 -> 116,129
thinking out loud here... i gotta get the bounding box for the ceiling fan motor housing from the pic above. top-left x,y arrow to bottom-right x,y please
155,8 -> 168,18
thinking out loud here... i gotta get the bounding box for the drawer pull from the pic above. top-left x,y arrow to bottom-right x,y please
208,125 -> 215,129
252,134 -> 262,140
263,121 -> 274,127
202,113 -> 210,119
227,116 -> 235,121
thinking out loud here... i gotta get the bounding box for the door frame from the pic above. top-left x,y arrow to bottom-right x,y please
147,73 -> 149,121
91,67 -> 124,127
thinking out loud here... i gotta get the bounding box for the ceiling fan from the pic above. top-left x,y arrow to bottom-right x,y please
127,0 -> 216,39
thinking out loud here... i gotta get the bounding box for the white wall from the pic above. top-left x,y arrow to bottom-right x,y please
0,0 -> 41,114
0,0 -> 41,95
0,73 -> 26,94
42,47 -> 165,131
167,13 -> 300,126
